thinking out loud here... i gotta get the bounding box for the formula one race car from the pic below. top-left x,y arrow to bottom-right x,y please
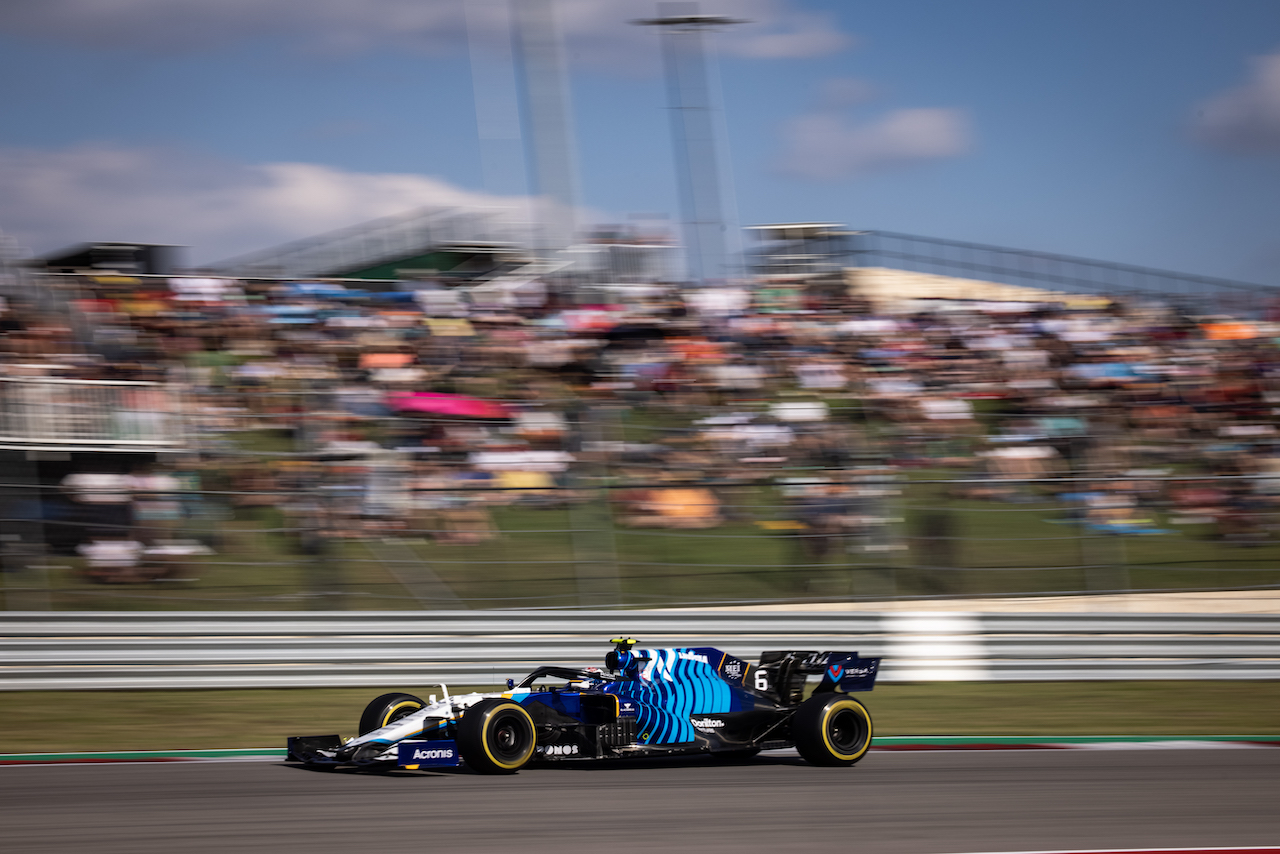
287,638 -> 880,774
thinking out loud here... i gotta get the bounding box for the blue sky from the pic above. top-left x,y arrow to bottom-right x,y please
1,0 -> 1278,285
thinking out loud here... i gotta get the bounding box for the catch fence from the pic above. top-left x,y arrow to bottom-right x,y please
2,383 -> 1277,611
2,465 -> 1277,611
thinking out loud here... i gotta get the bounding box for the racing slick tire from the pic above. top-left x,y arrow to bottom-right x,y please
457,698 -> 536,775
792,693 -> 872,767
358,692 -> 425,736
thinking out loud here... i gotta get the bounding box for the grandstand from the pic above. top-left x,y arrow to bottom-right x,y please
208,205 -> 536,284
851,231 -> 1280,318
743,225 -> 1278,317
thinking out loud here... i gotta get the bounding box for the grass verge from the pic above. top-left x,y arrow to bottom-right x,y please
2,682 -> 1276,754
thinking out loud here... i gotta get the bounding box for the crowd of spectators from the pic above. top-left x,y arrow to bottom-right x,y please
2,269 -> 1279,583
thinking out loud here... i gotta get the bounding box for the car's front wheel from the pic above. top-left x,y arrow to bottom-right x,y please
457,699 -> 536,774
792,693 -> 872,767
358,692 -> 425,736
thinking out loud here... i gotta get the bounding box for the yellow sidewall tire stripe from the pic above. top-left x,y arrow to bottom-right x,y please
380,700 -> 421,729
821,699 -> 871,761
483,703 -> 535,770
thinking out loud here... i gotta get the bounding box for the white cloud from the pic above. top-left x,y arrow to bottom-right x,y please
818,77 -> 878,109
0,144 -> 531,264
725,11 -> 850,60
778,106 -> 972,180
0,0 -> 849,64
0,0 -> 461,53
1192,52 -> 1280,154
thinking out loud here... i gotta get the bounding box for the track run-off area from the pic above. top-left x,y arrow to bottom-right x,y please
2,748 -> 1277,854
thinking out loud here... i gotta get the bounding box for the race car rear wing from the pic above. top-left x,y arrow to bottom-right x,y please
757,650 -> 881,705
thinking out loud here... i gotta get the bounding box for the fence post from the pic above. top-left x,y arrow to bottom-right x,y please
1115,530 -> 1131,593
849,467 -> 900,599
1,453 -> 51,610
566,404 -> 620,607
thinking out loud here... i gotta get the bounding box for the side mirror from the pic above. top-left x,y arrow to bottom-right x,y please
506,678 -> 515,689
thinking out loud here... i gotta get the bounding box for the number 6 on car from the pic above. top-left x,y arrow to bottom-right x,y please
287,638 -> 881,774
754,669 -> 770,692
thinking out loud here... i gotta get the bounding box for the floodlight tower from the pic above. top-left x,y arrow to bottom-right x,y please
637,4 -> 745,285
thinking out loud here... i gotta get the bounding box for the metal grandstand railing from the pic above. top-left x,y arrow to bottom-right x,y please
208,205 -> 536,280
0,377 -> 185,451
851,230 -> 1280,316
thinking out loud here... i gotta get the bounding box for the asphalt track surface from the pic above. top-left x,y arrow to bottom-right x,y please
3,749 -> 1277,854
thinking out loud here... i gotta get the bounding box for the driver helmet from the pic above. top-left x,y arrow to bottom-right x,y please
605,650 -> 635,673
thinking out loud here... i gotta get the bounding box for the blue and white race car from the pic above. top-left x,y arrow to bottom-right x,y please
287,638 -> 881,773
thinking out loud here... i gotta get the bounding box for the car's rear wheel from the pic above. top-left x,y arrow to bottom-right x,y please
792,693 -> 872,767
457,698 -> 536,774
358,692 -> 425,736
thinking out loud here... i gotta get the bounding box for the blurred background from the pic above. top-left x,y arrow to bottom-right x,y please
2,226 -> 1277,612
0,0 -> 1277,614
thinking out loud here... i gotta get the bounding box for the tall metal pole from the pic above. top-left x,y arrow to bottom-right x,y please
637,4 -> 745,285
467,0 -> 528,202
512,0 -> 581,260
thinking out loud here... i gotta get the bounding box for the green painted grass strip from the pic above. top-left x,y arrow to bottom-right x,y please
871,735 -> 1280,746
0,748 -> 286,763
